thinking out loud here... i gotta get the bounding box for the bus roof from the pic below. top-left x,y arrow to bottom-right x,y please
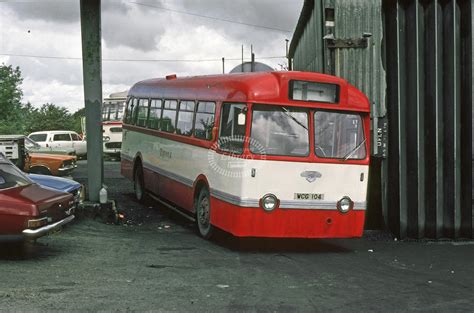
129,71 -> 370,112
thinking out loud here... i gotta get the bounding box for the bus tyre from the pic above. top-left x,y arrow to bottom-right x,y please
134,164 -> 146,203
196,188 -> 214,239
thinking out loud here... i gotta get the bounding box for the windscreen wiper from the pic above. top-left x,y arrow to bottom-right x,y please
281,107 -> 307,130
343,138 -> 366,161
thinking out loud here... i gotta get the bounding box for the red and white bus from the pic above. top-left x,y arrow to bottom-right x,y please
121,71 -> 370,239
102,91 -> 127,157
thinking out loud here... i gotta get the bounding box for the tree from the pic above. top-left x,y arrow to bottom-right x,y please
0,64 -> 24,134
71,107 -> 86,134
26,103 -> 75,133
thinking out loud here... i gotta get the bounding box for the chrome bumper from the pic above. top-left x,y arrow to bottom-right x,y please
22,215 -> 75,240
58,164 -> 77,172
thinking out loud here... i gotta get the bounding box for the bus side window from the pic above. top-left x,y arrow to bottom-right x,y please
162,100 -> 178,133
218,103 -> 247,154
131,98 -> 139,125
124,97 -> 133,124
102,105 -> 108,121
176,101 -> 195,136
117,102 -> 125,120
109,104 -> 118,121
194,101 -> 215,140
148,99 -> 162,130
136,98 -> 149,127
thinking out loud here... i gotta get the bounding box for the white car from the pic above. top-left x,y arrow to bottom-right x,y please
28,131 -> 87,158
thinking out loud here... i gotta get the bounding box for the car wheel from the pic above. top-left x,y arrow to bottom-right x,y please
196,188 -> 214,239
134,163 -> 146,203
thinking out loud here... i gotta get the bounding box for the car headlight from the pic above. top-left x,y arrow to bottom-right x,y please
103,136 -> 110,142
27,217 -> 49,228
337,196 -> 353,213
260,194 -> 279,212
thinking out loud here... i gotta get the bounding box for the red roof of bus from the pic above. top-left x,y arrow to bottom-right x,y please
129,71 -> 370,112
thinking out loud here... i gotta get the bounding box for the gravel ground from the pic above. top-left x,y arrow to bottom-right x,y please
0,160 -> 473,312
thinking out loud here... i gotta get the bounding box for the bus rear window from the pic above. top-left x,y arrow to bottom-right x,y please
290,80 -> 339,103
110,127 -> 122,133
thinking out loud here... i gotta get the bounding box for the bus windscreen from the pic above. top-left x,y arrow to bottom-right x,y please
250,104 -> 309,157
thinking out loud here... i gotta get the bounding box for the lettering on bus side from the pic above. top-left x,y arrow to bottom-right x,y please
159,148 -> 172,159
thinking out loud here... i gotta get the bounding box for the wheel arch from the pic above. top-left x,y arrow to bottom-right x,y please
29,165 -> 52,175
192,174 -> 210,212
132,152 -> 144,179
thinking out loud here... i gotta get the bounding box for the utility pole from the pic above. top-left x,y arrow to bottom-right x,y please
80,0 -> 104,202
222,57 -> 225,74
251,45 -> 255,72
286,39 -> 292,71
241,45 -> 244,72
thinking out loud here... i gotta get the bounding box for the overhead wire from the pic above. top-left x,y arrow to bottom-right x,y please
129,1 -> 293,33
0,53 -> 286,62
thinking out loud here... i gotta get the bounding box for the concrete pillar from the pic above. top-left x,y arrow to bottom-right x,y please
80,0 -> 103,202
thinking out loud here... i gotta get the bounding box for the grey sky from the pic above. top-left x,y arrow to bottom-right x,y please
0,0 -> 303,112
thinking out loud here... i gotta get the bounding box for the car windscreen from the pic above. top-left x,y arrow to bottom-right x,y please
25,137 -> 41,150
29,134 -> 47,142
250,104 -> 309,157
0,164 -> 32,190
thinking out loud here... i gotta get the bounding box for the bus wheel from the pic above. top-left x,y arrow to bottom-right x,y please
134,164 -> 146,203
196,188 -> 214,239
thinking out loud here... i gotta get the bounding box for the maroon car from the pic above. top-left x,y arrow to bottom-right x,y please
0,154 -> 75,241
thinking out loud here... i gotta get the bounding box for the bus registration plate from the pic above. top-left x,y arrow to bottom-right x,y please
294,193 -> 324,200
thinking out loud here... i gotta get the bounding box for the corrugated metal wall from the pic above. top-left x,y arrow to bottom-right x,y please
331,0 -> 386,121
292,0 -> 325,72
384,0 -> 472,238
290,0 -> 472,238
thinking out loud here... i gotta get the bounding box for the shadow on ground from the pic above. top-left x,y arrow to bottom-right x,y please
0,242 -> 60,261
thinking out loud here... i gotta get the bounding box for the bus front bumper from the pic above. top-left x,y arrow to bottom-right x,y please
210,197 -> 365,238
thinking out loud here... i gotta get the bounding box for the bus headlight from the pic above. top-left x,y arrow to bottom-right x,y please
337,196 -> 353,213
260,194 -> 279,212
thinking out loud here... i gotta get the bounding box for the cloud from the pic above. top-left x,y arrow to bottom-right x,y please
1,0 -> 303,112
102,4 -> 166,52
2,0 -> 80,24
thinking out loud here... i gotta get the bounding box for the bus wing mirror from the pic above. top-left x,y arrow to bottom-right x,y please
238,113 -> 246,125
